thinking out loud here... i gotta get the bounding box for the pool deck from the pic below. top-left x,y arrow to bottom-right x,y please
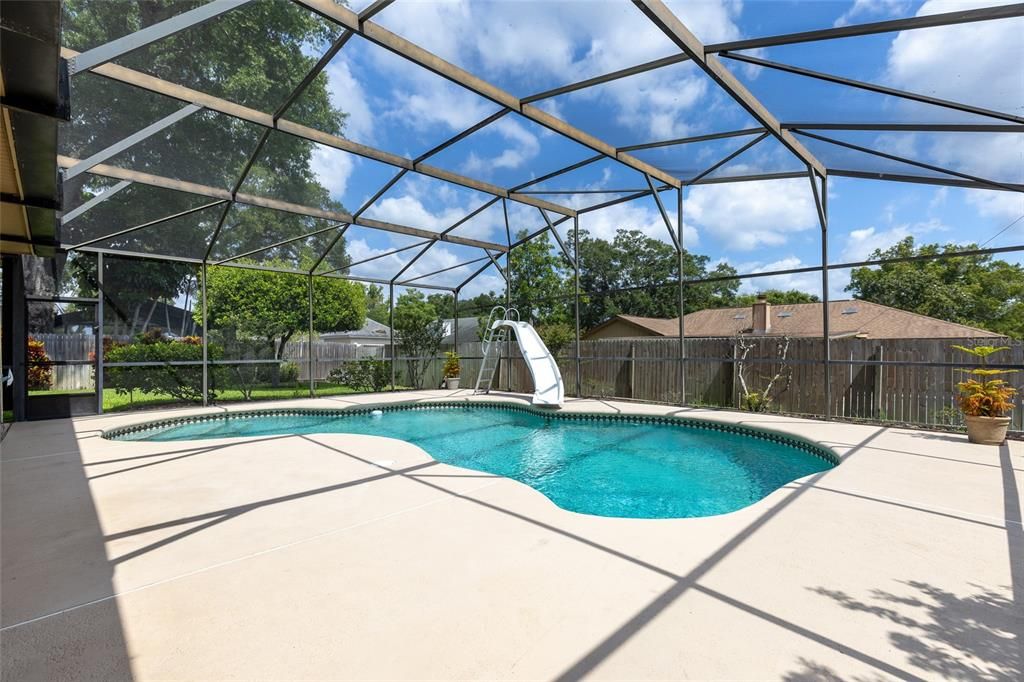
2,390 -> 1021,680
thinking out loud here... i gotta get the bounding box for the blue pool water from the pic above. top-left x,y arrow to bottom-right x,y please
111,405 -> 834,519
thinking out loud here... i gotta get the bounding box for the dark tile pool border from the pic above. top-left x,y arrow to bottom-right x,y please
103,400 -> 839,466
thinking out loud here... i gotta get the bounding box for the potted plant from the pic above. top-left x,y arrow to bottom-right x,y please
442,351 -> 461,389
953,345 -> 1018,445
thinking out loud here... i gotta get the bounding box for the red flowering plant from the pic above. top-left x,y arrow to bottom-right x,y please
27,337 -> 53,390
953,345 -> 1018,418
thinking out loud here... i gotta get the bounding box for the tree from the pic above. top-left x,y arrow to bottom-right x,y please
846,237 -> 1024,338
575,229 -> 740,330
510,230 -> 571,324
733,290 -> 820,306
68,255 -> 194,336
392,291 -> 445,388
60,0 -> 352,286
198,261 -> 365,360
364,284 -> 390,324
426,293 -> 455,321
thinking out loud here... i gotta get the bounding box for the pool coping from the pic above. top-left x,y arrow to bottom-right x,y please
103,398 -> 840,467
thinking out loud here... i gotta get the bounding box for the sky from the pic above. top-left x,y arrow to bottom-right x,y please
218,1 -> 1024,299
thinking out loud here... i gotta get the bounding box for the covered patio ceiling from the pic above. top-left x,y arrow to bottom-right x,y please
47,0 -> 1024,292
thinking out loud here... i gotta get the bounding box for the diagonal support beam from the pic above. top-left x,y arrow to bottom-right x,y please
62,47 -> 576,217
398,255 -> 491,286
705,3 -> 1024,53
63,103 -> 202,180
688,131 -> 770,184
67,199 -> 228,250
632,0 -> 826,178
292,0 -> 681,189
539,207 -> 576,269
68,0 -> 253,75
323,238 -> 433,276
57,155 -> 511,251
644,173 -> 680,250
482,249 -> 507,281
722,52 -> 1024,125
61,179 -> 132,224
213,222 -> 344,265
793,129 -> 1024,193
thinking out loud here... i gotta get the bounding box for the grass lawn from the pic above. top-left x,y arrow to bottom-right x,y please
31,383 -> 366,413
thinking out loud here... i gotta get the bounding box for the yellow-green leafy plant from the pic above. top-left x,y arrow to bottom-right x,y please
953,345 -> 1017,417
442,351 -> 460,379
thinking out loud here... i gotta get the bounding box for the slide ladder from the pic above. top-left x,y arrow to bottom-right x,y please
474,306 -> 564,407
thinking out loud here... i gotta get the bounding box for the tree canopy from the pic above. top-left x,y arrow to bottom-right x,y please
732,290 -> 820,306
575,229 -> 740,330
393,291 -> 445,388
61,0 -> 351,284
509,230 -> 571,325
198,262 -> 365,359
846,237 -> 1024,338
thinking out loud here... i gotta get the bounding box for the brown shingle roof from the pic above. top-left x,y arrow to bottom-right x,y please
587,301 -> 1002,340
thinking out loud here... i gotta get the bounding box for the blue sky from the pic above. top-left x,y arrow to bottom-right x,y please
247,1 -> 1024,297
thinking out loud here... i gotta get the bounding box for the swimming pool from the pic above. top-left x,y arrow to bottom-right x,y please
108,403 -> 836,519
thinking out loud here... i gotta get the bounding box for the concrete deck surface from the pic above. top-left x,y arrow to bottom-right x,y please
1,390 -> 1021,680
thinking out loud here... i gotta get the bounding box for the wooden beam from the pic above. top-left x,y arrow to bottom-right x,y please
57,155 -> 509,252
61,47 -> 576,217
292,0 -> 682,189
632,0 -> 826,178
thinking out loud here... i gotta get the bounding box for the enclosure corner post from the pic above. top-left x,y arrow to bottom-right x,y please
676,186 -> 686,407
453,288 -> 459,350
308,272 -> 314,398
201,261 -> 208,407
573,214 -> 581,398
388,282 -> 396,392
810,169 -> 832,420
96,252 -> 104,414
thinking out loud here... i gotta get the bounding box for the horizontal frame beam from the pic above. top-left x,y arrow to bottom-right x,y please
62,47 -> 576,217
722,52 -> 1024,125
57,155 -> 510,251
705,2 -> 1024,53
633,0 -> 826,178
293,0 -> 682,189
781,123 -> 1024,133
793,130 -> 1024,193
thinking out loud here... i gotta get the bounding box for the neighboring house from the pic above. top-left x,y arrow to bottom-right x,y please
321,318 -> 393,351
57,300 -> 202,337
440,317 -> 482,347
584,298 -> 1002,340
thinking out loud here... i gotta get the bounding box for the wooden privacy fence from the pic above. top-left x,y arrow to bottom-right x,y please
30,333 -> 95,391
498,336 -> 1023,432
29,332 -> 1024,432
283,341 -> 386,381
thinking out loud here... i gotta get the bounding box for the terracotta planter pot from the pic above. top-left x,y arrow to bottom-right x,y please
445,377 -> 460,390
964,415 -> 1011,445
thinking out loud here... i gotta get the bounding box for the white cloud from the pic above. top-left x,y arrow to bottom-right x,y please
576,196 -> 699,246
834,0 -> 910,28
965,189 -> 1024,222
322,58 -> 375,142
310,145 -> 355,199
372,0 -> 750,143
876,1 -> 1024,180
460,117 -> 541,176
685,179 -> 818,250
886,0 -> 1022,114
838,218 -> 948,262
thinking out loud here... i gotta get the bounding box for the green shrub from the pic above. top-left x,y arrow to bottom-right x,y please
105,334 -> 217,403
328,358 -> 391,393
279,361 -> 299,384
